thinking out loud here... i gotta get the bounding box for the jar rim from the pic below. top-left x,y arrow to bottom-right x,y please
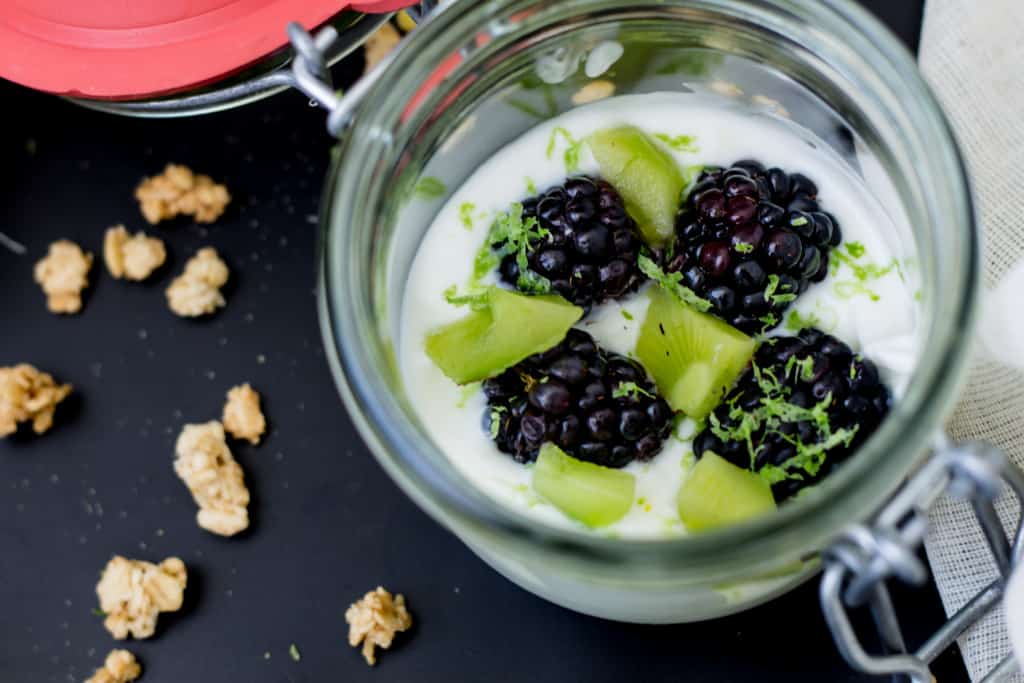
320,0 -> 979,570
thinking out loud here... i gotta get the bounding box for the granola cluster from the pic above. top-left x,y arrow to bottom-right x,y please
96,556 -> 187,640
165,247 -> 229,317
571,79 -> 616,105
222,383 -> 266,445
15,158 -> 426,677
345,587 -> 413,666
0,364 -> 72,437
174,421 -> 250,536
85,650 -> 142,683
135,164 -> 230,225
104,225 -> 166,281
33,239 -> 93,314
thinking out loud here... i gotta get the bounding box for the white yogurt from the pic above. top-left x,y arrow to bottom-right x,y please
398,93 -> 918,538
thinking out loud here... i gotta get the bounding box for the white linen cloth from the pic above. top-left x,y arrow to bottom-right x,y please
918,0 -> 1024,679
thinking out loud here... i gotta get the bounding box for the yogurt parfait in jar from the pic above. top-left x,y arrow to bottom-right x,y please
400,92 -> 916,538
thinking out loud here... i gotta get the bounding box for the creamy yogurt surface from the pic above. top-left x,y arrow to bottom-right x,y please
398,92 -> 918,538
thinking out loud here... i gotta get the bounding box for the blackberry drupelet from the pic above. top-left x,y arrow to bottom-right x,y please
496,176 -> 646,309
692,327 -> 890,500
483,329 -> 674,468
665,161 -> 842,334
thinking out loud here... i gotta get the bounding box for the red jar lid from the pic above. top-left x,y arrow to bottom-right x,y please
0,0 -> 409,99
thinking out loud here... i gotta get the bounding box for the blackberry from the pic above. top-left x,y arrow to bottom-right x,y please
483,329 -> 674,468
496,176 -> 646,309
665,162 -> 841,334
692,327 -> 890,500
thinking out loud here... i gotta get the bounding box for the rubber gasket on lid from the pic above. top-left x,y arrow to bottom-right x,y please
0,0 -> 406,99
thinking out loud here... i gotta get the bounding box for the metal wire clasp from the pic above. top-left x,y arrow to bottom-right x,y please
821,440 -> 1024,682
288,2 -> 436,138
287,20 -> 397,138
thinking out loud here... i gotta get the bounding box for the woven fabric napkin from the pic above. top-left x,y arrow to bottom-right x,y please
918,0 -> 1024,680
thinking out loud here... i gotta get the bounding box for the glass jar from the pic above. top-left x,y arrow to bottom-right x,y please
318,0 -> 977,622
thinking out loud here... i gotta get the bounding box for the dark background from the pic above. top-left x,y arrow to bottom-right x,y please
1,2 -> 966,682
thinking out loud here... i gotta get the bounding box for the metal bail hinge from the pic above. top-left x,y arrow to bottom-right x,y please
286,23 -> 349,134
288,3 -> 436,138
290,21 -> 388,139
821,440 -> 1024,682
286,20 -> 392,138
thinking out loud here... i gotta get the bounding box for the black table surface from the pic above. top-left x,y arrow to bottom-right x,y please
1,2 -> 970,682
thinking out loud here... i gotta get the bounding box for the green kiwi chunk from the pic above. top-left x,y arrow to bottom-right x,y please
425,288 -> 583,384
677,451 -> 776,531
636,285 -> 755,418
588,125 -> 686,245
533,443 -> 635,527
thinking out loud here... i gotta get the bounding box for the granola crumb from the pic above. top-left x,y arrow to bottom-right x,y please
33,240 -> 92,314
135,164 -> 230,224
165,247 -> 229,317
571,79 -> 616,105
85,649 -> 142,683
95,556 -> 187,640
222,383 -> 266,445
345,587 -> 413,666
363,23 -> 402,75
104,225 -> 166,281
174,421 -> 250,536
710,80 -> 744,98
751,94 -> 791,119
0,364 -> 72,437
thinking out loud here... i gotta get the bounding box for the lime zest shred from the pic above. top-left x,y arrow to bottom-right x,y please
442,284 -> 490,310
414,176 -> 446,199
829,240 -> 898,302
784,309 -> 821,332
785,354 -> 815,382
488,405 -> 507,439
638,253 -> 712,312
517,267 -> 552,294
621,308 -> 634,321
472,248 -> 500,283
735,242 -> 754,254
653,132 -> 700,153
474,203 -> 551,293
834,280 -> 882,302
708,360 -> 859,484
288,644 -> 301,662
525,176 -> 537,194
458,202 -> 477,230
764,274 -> 797,306
612,381 -> 655,400
546,127 -> 583,173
